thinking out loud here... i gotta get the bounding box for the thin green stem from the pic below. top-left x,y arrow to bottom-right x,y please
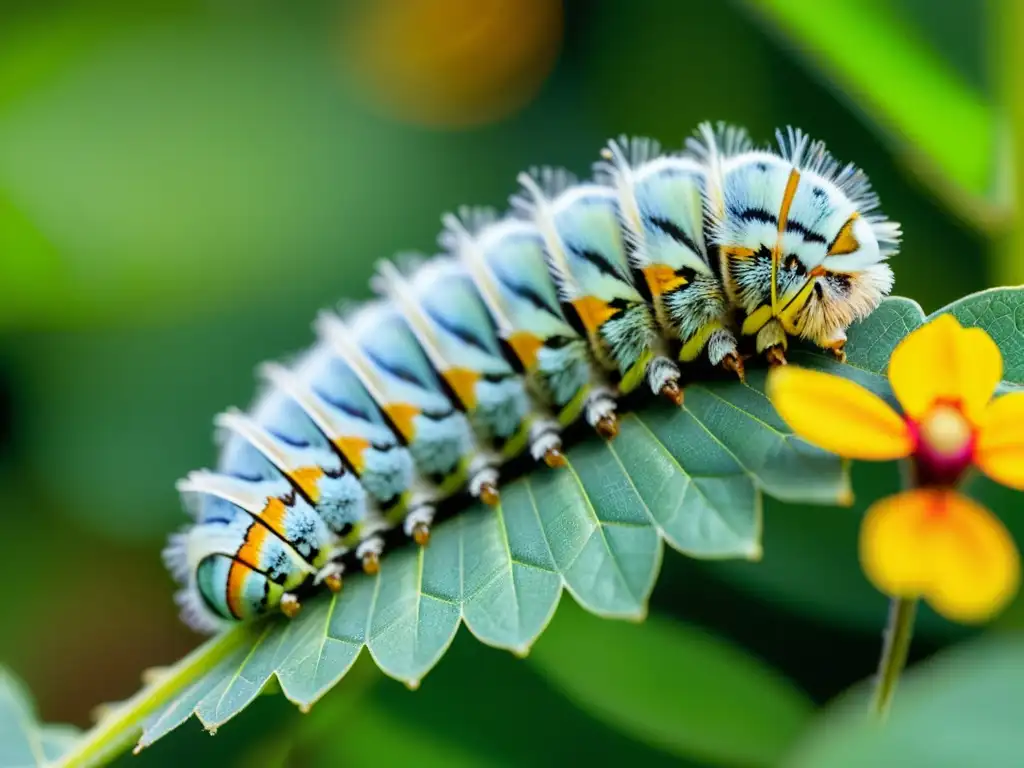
993,0 -> 1024,284
53,625 -> 253,768
869,596 -> 917,719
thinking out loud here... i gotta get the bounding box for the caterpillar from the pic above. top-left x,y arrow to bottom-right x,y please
163,121 -> 900,633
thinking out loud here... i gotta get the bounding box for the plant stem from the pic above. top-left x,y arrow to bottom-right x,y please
53,625 -> 253,768
869,596 -> 917,719
994,0 -> 1024,285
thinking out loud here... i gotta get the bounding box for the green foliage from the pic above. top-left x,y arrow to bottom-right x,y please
743,0 -> 1004,230
528,600 -> 812,767
784,634 -> 1024,767
0,668 -> 78,767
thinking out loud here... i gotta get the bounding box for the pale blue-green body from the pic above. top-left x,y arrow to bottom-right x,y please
346,300 -> 473,485
450,214 -> 592,424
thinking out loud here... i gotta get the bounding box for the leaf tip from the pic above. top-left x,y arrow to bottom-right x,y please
404,678 -> 421,691
512,645 -> 531,659
628,607 -> 648,624
745,543 -> 764,562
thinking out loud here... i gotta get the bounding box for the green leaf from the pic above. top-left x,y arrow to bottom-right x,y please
52,298 -> 954,765
528,600 -> 813,767
0,667 -> 79,768
741,0 -> 1004,230
784,634 -> 1024,767
928,287 -> 1024,385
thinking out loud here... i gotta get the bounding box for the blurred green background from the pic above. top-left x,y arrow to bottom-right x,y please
1,0 -> 1021,765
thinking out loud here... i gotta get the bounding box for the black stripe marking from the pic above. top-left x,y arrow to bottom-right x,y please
426,307 -> 493,356
647,215 -> 702,257
367,351 -> 427,389
504,278 -> 561,317
738,207 -> 777,225
276,391 -> 359,479
785,220 -> 828,245
827,216 -> 859,254
311,390 -> 371,423
570,246 -> 626,283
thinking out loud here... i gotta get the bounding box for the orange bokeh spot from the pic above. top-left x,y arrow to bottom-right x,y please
339,0 -> 563,128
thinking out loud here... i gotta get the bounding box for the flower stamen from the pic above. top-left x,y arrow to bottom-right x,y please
918,404 -> 973,458
913,403 -> 975,486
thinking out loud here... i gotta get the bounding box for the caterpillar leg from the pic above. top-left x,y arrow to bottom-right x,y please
315,561 -> 345,594
403,503 -> 436,546
818,327 -> 848,363
529,417 -> 566,468
352,509 -> 390,574
584,385 -> 619,439
280,592 -> 302,619
356,535 -> 384,575
756,319 -> 789,366
648,355 -> 684,405
705,328 -> 745,382
468,455 -> 501,505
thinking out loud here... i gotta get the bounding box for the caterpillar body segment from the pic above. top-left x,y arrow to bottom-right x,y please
315,300 -> 500,543
596,136 -> 743,381
253,348 -> 415,523
373,255 -> 535,464
511,168 -> 684,407
166,471 -> 330,631
440,207 -> 607,462
691,121 -> 899,363
164,529 -> 293,632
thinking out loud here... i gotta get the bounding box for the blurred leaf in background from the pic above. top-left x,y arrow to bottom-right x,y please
785,633 -> 1024,767
742,0 -> 1003,230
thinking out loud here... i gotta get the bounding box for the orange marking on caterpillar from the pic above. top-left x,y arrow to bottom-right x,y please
570,296 -> 619,335
443,367 -> 481,411
722,246 -> 756,259
333,436 -> 371,474
258,497 -> 289,537
828,213 -> 860,255
290,466 -> 324,502
226,559 -> 254,620
506,331 -> 543,370
772,169 -> 802,310
642,264 -> 687,297
236,522 -> 272,569
383,403 -> 420,443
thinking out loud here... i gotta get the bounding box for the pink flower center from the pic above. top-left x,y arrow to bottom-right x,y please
911,402 -> 976,487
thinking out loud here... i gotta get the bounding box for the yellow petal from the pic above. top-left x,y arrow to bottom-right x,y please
888,314 -> 1002,424
766,366 -> 912,459
976,391 -> 1024,490
860,490 -> 1019,623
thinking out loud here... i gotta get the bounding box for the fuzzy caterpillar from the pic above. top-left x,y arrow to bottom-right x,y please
164,121 -> 900,632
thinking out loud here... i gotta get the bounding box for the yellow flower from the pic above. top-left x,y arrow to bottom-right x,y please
766,314 -> 1024,622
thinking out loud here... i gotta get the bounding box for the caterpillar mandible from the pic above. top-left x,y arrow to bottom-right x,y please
163,120 -> 901,632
